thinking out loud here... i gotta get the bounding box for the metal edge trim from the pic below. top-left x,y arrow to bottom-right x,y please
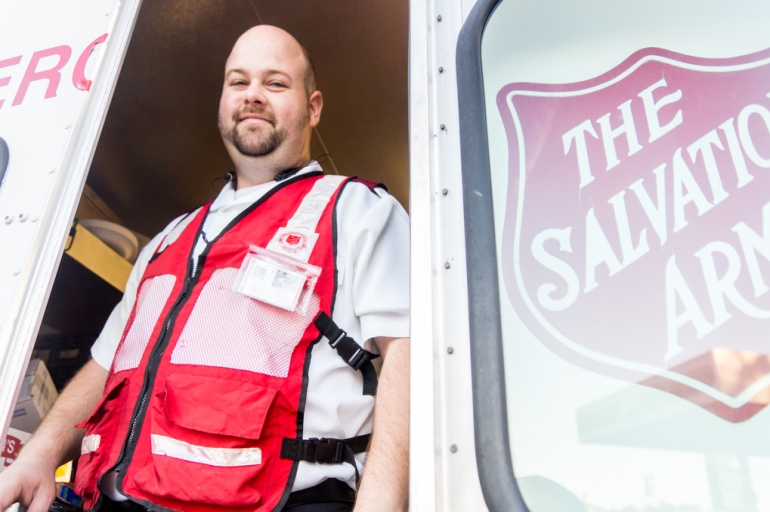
455,0 -> 529,510
407,0 -> 438,508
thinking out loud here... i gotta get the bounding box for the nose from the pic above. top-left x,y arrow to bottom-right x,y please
243,82 -> 267,105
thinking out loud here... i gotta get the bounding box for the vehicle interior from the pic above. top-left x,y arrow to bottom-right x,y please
27,0 -> 408,396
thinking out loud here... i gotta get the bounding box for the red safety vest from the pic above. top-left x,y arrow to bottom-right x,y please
74,172 -> 377,512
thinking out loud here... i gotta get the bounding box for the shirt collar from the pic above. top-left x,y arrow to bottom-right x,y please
209,161 -> 323,212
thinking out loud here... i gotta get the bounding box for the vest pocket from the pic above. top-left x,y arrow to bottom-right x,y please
74,376 -> 130,508
163,373 -> 277,439
132,373 -> 280,507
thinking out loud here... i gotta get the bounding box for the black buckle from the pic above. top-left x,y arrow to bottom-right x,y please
348,348 -> 368,370
312,438 -> 345,464
329,330 -> 347,349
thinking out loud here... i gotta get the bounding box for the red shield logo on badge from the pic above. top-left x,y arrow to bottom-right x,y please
278,231 -> 308,253
497,47 -> 770,422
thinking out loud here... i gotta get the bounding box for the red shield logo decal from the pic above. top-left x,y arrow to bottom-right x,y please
278,231 -> 308,253
498,48 -> 770,422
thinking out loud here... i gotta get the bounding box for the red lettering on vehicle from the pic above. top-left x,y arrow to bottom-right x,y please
12,45 -> 72,106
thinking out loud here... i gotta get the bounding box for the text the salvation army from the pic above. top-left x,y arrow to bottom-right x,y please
534,78 -> 770,360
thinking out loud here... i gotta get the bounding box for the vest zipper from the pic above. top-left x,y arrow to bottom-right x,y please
113,255 -> 202,474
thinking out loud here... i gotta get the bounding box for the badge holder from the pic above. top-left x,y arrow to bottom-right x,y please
232,245 -> 321,314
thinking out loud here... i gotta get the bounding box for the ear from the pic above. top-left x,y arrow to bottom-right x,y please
308,90 -> 323,127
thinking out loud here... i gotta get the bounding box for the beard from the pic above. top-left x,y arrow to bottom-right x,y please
218,108 -> 287,157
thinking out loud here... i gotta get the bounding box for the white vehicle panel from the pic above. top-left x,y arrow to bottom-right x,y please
0,0 -> 141,437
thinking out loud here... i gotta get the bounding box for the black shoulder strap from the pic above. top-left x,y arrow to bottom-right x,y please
314,312 -> 379,396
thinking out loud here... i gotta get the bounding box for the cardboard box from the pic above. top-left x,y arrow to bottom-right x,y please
1,428 -> 32,469
10,359 -> 58,433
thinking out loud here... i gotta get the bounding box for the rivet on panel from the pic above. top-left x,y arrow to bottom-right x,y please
64,122 -> 72,130
440,124 -> 446,131
444,261 -> 451,269
437,14 -> 442,21
31,216 -> 39,223
18,213 -> 28,222
442,188 -> 448,196
450,444 -> 458,453
4,216 -> 12,225
12,269 -> 20,276
49,167 -> 56,174
447,347 -> 454,354
439,67 -> 444,73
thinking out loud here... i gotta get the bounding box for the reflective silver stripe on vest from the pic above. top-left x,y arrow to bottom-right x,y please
266,175 -> 347,262
284,175 -> 347,232
150,434 -> 262,467
81,434 -> 101,454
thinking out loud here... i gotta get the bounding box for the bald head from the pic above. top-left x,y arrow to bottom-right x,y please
228,25 -> 316,96
218,24 -> 324,184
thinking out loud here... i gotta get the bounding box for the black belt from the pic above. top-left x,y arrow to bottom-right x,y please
99,497 -> 150,512
284,478 -> 356,508
99,480 -> 355,512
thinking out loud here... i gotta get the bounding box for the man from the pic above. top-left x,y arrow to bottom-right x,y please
0,25 -> 409,512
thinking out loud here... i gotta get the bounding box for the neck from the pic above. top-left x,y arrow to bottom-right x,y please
231,152 -> 311,190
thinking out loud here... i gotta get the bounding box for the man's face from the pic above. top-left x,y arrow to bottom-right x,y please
218,29 -> 313,158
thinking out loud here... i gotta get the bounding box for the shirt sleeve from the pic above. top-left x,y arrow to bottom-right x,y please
337,183 -> 410,342
90,215 -> 187,370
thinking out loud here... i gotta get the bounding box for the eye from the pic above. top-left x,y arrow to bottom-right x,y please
268,81 -> 287,89
228,77 -> 248,87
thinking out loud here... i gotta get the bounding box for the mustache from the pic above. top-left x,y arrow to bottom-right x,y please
234,107 -> 275,124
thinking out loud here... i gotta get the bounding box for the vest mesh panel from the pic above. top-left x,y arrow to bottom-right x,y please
114,275 -> 177,373
171,268 -> 321,377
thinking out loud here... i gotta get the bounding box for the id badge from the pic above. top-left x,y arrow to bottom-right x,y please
233,246 -> 321,313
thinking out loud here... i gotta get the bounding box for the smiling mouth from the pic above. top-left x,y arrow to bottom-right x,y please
240,116 -> 269,123
236,112 -> 274,125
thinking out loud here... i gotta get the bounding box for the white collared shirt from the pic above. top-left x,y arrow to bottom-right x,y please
91,162 -> 410,494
